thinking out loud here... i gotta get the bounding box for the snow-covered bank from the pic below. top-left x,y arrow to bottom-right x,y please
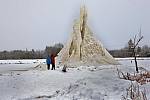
0,65 -> 128,100
0,59 -> 150,100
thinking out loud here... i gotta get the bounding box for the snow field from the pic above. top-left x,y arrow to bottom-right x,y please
0,58 -> 149,100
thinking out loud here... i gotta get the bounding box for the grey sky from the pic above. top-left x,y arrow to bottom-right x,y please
0,0 -> 150,50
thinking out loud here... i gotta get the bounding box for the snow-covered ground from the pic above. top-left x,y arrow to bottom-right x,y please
0,58 -> 150,100
0,59 -> 45,64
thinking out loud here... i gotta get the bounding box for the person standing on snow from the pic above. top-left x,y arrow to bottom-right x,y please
51,54 -> 55,70
46,55 -> 51,70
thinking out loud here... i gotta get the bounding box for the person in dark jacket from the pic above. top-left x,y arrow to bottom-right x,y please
46,55 -> 51,70
51,54 -> 55,70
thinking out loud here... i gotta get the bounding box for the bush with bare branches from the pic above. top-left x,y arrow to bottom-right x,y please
117,69 -> 150,85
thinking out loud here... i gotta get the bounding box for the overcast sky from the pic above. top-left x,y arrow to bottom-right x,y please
0,0 -> 149,50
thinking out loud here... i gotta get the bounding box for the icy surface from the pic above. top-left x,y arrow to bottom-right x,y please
0,58 -> 149,100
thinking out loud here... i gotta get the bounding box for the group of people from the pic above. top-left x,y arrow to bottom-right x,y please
46,54 -> 55,70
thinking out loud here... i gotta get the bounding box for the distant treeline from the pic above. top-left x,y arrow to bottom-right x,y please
109,45 -> 150,58
0,43 -> 63,60
109,39 -> 150,58
0,40 -> 150,60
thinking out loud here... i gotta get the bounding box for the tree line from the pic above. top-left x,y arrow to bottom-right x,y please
109,39 -> 150,58
0,43 -> 63,60
0,40 -> 150,60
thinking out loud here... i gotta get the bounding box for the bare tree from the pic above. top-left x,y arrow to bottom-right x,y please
131,28 -> 143,73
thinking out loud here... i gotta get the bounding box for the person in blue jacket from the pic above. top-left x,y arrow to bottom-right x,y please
46,55 -> 51,70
